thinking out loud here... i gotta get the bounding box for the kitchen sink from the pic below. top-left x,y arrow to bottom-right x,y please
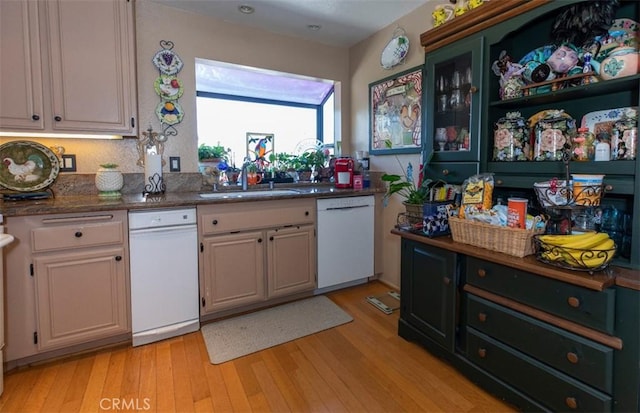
199,189 -> 300,199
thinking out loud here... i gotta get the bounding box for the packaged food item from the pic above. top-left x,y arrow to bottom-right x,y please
458,173 -> 494,219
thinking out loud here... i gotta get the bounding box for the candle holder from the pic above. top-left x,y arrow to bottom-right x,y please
143,172 -> 166,196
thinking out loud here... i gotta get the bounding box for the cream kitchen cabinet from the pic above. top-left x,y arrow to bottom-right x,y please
0,0 -> 137,135
4,211 -> 130,366
198,199 -> 316,319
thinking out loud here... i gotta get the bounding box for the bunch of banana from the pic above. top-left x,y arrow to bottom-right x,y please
538,232 -> 616,269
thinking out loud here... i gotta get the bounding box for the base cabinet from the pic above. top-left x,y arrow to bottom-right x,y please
399,239 -> 458,352
4,211 -> 130,363
398,236 -> 639,413
33,247 -> 129,351
198,199 -> 316,318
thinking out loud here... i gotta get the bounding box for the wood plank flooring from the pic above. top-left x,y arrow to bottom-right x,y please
0,281 -> 516,412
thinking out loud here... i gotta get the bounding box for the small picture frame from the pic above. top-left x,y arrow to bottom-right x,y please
369,65 -> 424,155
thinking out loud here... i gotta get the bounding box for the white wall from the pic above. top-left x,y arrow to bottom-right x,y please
349,2 -> 438,288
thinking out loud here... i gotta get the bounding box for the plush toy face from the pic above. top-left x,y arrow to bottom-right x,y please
468,0 -> 483,9
547,45 -> 579,74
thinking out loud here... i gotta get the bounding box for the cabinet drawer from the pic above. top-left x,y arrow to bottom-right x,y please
466,294 -> 614,393
423,162 -> 478,184
32,221 -> 125,252
199,199 -> 315,235
466,328 -> 612,412
466,257 -> 615,334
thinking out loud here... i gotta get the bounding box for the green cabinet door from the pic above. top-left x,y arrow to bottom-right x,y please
399,239 -> 458,352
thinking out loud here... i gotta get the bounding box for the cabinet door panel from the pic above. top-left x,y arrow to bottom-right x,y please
400,239 -> 457,351
34,247 -> 129,351
267,225 -> 316,298
44,0 -> 136,134
201,232 -> 265,314
0,0 -> 44,130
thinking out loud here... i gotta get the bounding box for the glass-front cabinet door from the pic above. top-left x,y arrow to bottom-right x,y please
423,36 -> 484,182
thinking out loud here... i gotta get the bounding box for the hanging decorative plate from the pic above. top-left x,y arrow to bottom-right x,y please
153,75 -> 184,100
152,49 -> 183,75
155,101 -> 184,125
381,28 -> 409,69
0,140 -> 60,192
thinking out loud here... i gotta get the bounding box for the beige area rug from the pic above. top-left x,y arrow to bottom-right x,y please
201,295 -> 353,364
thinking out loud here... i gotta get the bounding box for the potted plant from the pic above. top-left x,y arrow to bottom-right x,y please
198,143 -> 230,162
381,153 -> 436,216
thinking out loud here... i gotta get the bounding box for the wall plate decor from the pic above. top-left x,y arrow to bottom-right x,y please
154,75 -> 184,100
369,65 -> 423,155
0,140 -> 60,191
381,27 -> 410,70
152,48 -> 183,75
155,101 -> 184,125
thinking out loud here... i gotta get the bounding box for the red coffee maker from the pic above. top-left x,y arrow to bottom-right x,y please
334,157 -> 354,188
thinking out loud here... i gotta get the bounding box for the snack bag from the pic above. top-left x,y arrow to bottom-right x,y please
458,173 -> 494,219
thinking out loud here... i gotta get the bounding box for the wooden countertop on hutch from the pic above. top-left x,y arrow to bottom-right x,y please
392,229 -> 640,291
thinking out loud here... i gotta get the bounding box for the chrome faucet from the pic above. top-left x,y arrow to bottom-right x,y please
240,157 -> 252,191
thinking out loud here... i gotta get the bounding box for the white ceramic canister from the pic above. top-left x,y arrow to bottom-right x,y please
95,165 -> 124,197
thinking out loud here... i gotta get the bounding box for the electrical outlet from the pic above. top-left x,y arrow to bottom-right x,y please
60,154 -> 77,172
169,156 -> 181,172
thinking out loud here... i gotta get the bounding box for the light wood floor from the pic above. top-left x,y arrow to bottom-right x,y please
0,281 -> 516,412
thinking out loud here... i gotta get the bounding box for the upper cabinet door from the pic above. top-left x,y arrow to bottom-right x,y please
45,0 -> 137,135
0,1 -> 45,130
0,0 -> 137,136
425,36 -> 484,163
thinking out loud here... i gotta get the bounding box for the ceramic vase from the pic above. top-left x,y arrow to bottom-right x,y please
95,166 -> 124,198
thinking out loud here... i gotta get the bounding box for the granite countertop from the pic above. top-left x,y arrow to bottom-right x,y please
391,229 -> 640,292
0,184 -> 383,217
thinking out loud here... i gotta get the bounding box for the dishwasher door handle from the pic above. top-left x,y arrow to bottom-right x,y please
324,205 -> 371,211
129,224 -> 197,235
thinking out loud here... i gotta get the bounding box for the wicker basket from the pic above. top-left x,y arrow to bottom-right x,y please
448,216 -> 545,257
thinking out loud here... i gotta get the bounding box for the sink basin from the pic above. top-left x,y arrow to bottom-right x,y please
199,189 -> 300,199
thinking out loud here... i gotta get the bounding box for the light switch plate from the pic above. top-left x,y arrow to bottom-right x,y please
169,156 -> 181,172
60,154 -> 77,172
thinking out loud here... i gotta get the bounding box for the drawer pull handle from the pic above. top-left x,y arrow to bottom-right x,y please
566,352 -> 579,364
305,211 -> 309,216
469,86 -> 478,94
115,256 -> 122,261
32,114 -> 40,121
75,231 -> 83,238
477,348 -> 487,358
442,169 -> 449,176
212,219 -> 218,225
478,312 -> 487,322
54,115 -> 62,122
496,179 -> 503,185
565,397 -> 578,409
567,297 -> 580,308
477,269 -> 486,278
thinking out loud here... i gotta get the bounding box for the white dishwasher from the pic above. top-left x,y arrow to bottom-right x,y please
316,195 -> 374,292
129,208 -> 199,346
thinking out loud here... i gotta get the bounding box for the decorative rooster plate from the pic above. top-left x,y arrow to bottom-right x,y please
0,141 -> 60,192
